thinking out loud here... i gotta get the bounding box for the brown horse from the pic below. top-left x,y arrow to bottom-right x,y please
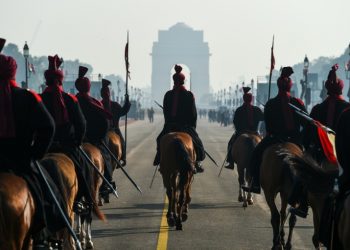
76,143 -> 106,249
0,153 -> 78,250
107,130 -> 123,169
0,173 -> 35,250
282,151 -> 349,249
231,132 -> 261,207
260,142 -> 303,250
160,132 -> 195,230
42,153 -> 79,250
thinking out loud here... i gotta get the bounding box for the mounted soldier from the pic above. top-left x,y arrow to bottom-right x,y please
0,38 -> 67,247
288,64 -> 350,218
75,66 -> 115,197
242,67 -> 307,193
41,55 -> 95,214
100,78 -> 131,165
225,87 -> 264,169
153,64 -> 205,173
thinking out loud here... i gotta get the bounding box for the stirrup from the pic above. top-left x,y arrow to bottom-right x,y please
73,201 -> 90,215
195,162 -> 204,173
49,239 -> 63,250
289,207 -> 308,218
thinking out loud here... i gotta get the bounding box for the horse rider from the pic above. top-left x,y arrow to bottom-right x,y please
41,55 -> 95,214
0,38 -> 67,247
288,64 -> 350,218
153,64 -> 206,173
336,107 -> 350,194
225,87 -> 264,169
100,78 -> 131,165
75,66 -> 115,199
242,67 -> 307,194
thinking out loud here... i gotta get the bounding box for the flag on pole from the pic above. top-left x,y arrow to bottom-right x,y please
124,32 -> 130,80
270,35 -> 275,73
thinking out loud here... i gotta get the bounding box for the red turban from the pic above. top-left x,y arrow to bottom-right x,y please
242,87 -> 253,104
325,64 -> 344,96
75,66 -> 91,93
0,54 -> 17,81
0,38 -> 17,137
44,55 -> 64,85
172,64 -> 185,85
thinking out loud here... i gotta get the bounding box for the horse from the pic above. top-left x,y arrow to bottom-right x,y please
41,153 -> 79,250
281,151 -> 350,249
76,143 -> 106,249
107,130 -> 123,170
0,173 -> 35,250
0,153 -> 78,250
231,132 -> 261,207
159,132 -> 195,230
260,142 -> 303,250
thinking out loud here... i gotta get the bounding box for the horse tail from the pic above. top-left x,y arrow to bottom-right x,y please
92,202 -> 105,221
173,138 -> 192,172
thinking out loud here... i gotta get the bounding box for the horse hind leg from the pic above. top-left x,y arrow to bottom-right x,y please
237,164 -> 245,203
265,193 -> 282,250
85,213 -> 94,249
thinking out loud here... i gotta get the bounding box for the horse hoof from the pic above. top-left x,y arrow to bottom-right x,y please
181,213 -> 188,222
247,199 -> 254,205
86,240 -> 94,249
285,243 -> 292,250
242,202 -> 248,208
238,195 -> 244,202
176,224 -> 183,231
98,199 -> 103,206
271,244 -> 283,250
167,217 -> 175,227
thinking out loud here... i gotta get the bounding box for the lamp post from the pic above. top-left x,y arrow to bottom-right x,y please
23,41 -> 29,89
251,79 -> 254,105
303,55 -> 310,110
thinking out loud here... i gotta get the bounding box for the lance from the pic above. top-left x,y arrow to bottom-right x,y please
33,160 -> 82,250
288,103 -> 335,134
218,143 -> 232,177
149,165 -> 159,189
268,35 -> 275,100
101,141 -> 142,194
124,31 -> 130,165
155,101 -> 218,167
78,146 -> 119,198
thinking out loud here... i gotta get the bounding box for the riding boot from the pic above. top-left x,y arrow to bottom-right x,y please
194,161 -> 204,174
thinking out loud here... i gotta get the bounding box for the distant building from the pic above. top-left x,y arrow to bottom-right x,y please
151,22 -> 211,105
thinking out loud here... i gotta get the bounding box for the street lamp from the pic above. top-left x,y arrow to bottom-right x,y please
23,41 -> 29,89
303,55 -> 310,110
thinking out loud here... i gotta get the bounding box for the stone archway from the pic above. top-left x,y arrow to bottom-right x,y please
151,22 -> 210,105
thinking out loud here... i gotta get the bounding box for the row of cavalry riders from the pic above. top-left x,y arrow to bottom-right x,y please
1,33 -> 350,250
0,39 -> 130,249
155,64 -> 350,250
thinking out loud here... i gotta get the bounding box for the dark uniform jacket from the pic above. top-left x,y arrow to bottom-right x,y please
233,105 -> 264,134
336,108 -> 350,190
265,95 -> 307,143
77,95 -> 109,143
41,91 -> 86,147
163,87 -> 197,128
0,87 -> 54,167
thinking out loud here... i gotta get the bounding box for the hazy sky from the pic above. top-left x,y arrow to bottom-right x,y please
1,0 -> 349,90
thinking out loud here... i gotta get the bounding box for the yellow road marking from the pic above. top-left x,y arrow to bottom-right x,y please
156,196 -> 169,250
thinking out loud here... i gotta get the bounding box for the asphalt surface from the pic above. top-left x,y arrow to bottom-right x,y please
92,114 -> 318,250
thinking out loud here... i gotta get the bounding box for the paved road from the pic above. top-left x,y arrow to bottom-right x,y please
92,115 -> 317,250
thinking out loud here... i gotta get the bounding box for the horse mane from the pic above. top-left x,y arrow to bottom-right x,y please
279,150 -> 338,193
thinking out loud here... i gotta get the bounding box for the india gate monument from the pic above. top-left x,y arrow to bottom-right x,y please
151,22 -> 211,105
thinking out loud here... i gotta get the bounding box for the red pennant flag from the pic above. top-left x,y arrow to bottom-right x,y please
315,121 -> 338,165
